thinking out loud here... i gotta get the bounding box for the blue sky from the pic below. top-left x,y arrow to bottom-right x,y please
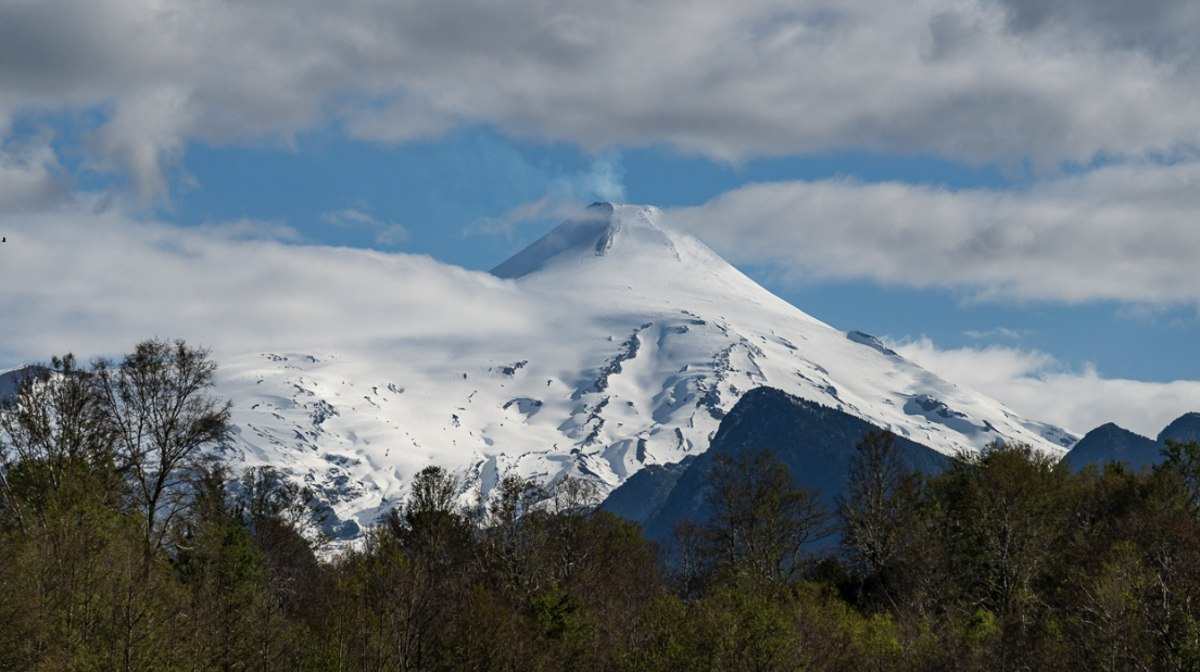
2,0 -> 1200,435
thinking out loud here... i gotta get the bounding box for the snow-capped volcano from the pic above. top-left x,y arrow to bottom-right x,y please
216,203 -> 1076,535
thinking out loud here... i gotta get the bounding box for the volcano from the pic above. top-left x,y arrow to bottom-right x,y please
213,203 -> 1077,536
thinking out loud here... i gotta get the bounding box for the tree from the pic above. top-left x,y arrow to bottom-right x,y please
839,430 -> 910,578
94,338 -> 231,551
541,475 -> 603,586
476,475 -> 547,600
699,450 -> 830,587
389,464 -> 472,565
236,466 -> 325,547
0,355 -> 117,532
172,463 -> 270,670
932,443 -> 1072,631
1157,439 -> 1200,515
363,466 -> 477,671
838,430 -> 928,612
234,466 -> 326,666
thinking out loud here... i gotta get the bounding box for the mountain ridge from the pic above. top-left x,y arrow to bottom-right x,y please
1064,413 -> 1200,471
602,386 -> 950,546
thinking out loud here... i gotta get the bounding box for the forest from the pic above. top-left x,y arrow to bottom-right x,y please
4,339 -> 1200,671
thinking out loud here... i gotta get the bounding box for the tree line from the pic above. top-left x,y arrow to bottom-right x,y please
3,339 -> 1200,670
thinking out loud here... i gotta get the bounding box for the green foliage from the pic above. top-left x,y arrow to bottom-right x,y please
689,585 -> 797,671
932,443 -> 1073,623
1158,439 -> 1200,514
531,587 -> 590,642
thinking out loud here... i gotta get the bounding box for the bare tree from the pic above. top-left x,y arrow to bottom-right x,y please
95,339 -> 231,551
703,449 -> 830,586
475,475 -> 547,598
838,430 -> 909,578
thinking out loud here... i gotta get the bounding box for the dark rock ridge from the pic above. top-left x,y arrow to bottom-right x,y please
601,386 -> 948,545
1159,412 -> 1200,446
601,387 -> 1200,548
1061,423 -> 1163,472
600,457 -> 695,527
1059,412 -> 1200,472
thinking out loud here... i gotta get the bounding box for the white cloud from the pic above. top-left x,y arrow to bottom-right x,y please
963,327 -> 1028,340
322,207 -> 409,246
0,136 -> 69,211
4,0 -> 1200,197
0,202 -> 537,367
195,218 -> 303,243
667,160 -> 1200,304
892,336 -> 1200,438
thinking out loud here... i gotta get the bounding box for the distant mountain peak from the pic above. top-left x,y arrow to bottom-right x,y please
491,203 -> 688,279
1159,412 -> 1200,445
1063,421 -> 1161,472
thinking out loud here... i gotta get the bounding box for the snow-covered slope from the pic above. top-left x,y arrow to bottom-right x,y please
215,203 -> 1076,535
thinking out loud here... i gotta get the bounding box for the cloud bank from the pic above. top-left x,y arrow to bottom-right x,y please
4,0 -> 1200,197
667,160 -> 1200,304
0,204 -> 537,366
893,337 -> 1200,438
